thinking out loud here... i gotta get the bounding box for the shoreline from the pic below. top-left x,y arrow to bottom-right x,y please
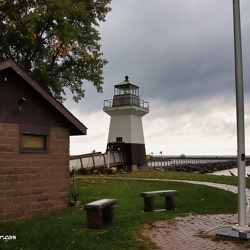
152,160 -> 250,175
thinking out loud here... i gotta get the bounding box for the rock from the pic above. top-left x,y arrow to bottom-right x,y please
162,160 -> 250,174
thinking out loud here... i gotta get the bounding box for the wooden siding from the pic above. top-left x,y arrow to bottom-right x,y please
0,60 -> 87,135
107,115 -> 145,144
0,68 -> 68,128
121,143 -> 147,165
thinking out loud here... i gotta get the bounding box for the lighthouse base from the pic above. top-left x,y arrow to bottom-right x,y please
131,164 -> 150,171
107,142 -> 148,171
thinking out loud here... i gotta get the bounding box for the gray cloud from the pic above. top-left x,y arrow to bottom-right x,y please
99,1 -> 242,103
67,0 -> 250,155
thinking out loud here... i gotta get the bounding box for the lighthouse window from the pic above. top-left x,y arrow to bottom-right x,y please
114,84 -> 139,96
116,137 -> 123,142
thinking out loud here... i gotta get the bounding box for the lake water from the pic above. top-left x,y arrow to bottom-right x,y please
210,166 -> 250,176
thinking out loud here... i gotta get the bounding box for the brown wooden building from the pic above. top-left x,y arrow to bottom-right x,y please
0,59 -> 87,221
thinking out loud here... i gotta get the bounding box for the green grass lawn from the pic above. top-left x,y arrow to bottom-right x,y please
0,171 -> 241,250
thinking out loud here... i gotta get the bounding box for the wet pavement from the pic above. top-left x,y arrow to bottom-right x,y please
141,181 -> 250,250
142,213 -> 250,250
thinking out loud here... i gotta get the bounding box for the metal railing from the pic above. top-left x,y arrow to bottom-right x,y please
147,156 -> 243,167
70,151 -> 125,170
104,97 -> 149,110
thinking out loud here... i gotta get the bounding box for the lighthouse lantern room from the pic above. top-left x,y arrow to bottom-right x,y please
103,76 -> 149,171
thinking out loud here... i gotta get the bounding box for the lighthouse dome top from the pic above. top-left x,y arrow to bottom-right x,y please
114,76 -> 139,97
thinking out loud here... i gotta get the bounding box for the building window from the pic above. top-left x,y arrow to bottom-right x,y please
116,137 -> 123,142
20,124 -> 50,153
22,134 -> 47,150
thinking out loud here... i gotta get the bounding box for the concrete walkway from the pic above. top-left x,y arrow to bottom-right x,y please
141,180 -> 250,250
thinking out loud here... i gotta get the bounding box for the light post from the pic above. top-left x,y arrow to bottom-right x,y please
231,0 -> 250,235
151,152 -> 154,169
217,0 -> 250,238
160,151 -> 163,168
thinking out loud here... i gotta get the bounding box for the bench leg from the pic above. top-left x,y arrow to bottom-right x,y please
86,209 -> 102,229
102,206 -> 114,223
165,196 -> 175,210
144,197 -> 154,212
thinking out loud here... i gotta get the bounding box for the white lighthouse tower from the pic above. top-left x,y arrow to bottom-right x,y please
103,76 -> 149,171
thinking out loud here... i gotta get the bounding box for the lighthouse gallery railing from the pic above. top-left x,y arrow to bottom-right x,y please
104,97 -> 149,109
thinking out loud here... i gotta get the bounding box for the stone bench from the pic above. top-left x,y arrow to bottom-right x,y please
140,190 -> 178,212
84,199 -> 117,229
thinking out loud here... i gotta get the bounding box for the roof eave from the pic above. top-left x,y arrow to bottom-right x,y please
0,59 -> 87,136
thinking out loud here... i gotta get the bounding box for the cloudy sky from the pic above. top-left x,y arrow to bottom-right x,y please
65,0 -> 250,156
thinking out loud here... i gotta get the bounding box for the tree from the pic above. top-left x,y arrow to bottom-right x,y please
180,154 -> 186,159
0,0 -> 111,102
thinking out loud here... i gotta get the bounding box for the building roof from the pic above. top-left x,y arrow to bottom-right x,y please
0,59 -> 87,135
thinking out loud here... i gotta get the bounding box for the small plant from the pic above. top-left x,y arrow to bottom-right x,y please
77,168 -> 89,175
107,167 -> 117,174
